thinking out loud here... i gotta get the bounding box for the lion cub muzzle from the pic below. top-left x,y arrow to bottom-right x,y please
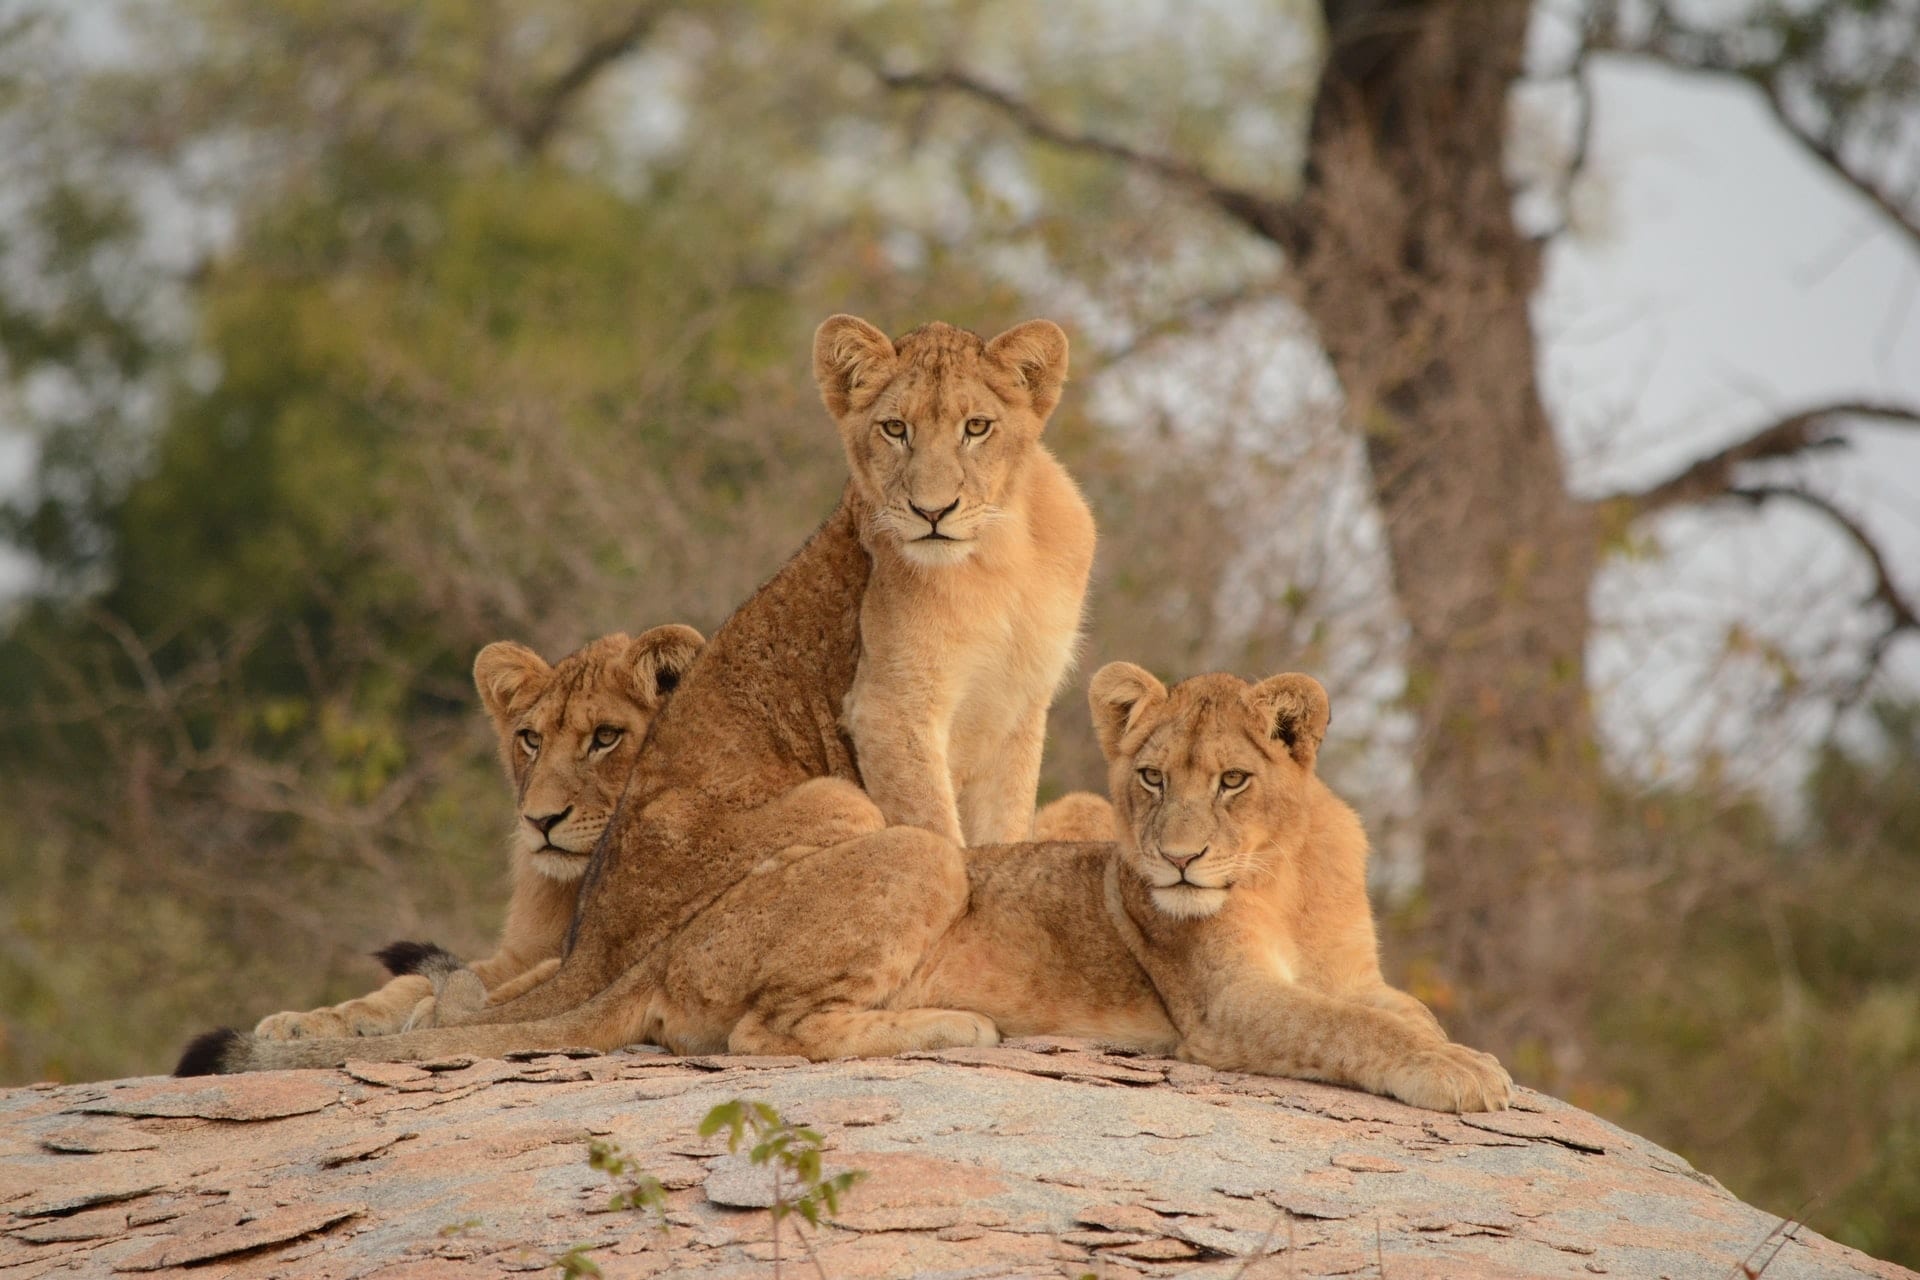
1158,843 -> 1208,874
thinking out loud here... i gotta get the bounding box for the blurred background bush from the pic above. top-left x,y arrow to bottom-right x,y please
0,0 -> 1915,1264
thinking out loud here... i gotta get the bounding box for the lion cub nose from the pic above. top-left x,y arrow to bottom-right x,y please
528,806 -> 572,836
909,498 -> 960,528
1161,845 -> 1207,871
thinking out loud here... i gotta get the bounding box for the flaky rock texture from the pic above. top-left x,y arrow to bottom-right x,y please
1,1038 -> 1909,1279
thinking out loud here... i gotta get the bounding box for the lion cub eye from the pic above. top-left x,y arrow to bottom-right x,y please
963,417 -> 993,439
879,418 -> 909,441
591,725 -> 624,751
1137,766 -> 1164,791
1219,769 -> 1250,792
517,729 -> 542,756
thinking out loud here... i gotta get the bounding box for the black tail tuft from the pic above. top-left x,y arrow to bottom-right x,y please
175,1027 -> 242,1076
373,940 -> 456,977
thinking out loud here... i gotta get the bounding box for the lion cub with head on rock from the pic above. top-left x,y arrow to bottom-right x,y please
251,626 -> 702,1041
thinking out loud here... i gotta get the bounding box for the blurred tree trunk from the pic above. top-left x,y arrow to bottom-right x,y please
1293,0 -> 1599,1065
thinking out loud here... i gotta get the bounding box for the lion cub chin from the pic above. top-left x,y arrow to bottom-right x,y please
814,315 -> 1094,848
250,626 -> 703,1041
1088,662 -> 1514,1114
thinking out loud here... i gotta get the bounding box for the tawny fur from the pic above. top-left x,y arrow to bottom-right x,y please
1082,665 -> 1511,1112
821,316 -> 1095,846
186,316 -> 1086,1073
1032,791 -> 1116,841
204,643 -> 1510,1113
886,665 -> 1510,1112
250,627 -> 703,1041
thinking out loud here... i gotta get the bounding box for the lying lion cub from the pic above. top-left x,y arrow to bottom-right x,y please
251,626 -> 703,1040
891,663 -> 1512,1113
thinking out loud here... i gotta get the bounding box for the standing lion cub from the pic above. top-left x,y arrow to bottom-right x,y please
817,315 -> 1094,845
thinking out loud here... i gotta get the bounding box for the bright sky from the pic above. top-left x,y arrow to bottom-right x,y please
1540,55 -> 1920,785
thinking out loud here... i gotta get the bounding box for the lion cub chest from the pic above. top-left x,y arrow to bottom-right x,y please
843,458 -> 1093,846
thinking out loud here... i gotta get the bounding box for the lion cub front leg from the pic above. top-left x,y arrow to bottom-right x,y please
955,706 -> 1048,845
1358,983 -> 1449,1040
1180,974 -> 1511,1113
842,648 -> 964,844
254,973 -> 434,1041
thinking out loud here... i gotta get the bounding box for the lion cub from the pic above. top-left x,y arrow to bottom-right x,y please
897,663 -> 1512,1113
252,626 -> 703,1040
815,315 -> 1094,845
1085,662 -> 1511,1112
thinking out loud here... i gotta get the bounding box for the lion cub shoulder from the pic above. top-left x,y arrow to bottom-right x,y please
815,315 -> 1094,847
252,626 -> 702,1040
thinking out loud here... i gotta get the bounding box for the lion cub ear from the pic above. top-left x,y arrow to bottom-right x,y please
1089,662 -> 1169,761
474,642 -> 552,722
985,319 -> 1069,420
627,624 -> 705,706
814,315 -> 897,418
1248,674 -> 1331,769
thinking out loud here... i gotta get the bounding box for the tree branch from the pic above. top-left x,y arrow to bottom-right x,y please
494,3 -> 671,156
1727,484 -> 1919,639
1621,401 -> 1920,516
1592,7 -> 1920,261
1742,73 -> 1920,265
846,40 -> 1309,255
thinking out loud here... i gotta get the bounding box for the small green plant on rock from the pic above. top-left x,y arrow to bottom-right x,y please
548,1137 -> 671,1276
701,1099 -> 866,1278
587,1138 -> 669,1218
552,1243 -> 603,1279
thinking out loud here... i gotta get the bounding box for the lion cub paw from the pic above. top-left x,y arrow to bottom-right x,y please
402,995 -> 441,1031
921,1010 -> 1000,1051
254,1009 -> 344,1041
1384,1042 -> 1513,1113
254,1005 -> 399,1040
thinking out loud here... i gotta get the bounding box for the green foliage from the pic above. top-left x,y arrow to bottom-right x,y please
544,1136 -> 673,1277
700,1099 -> 865,1229
586,1139 -> 669,1220
1587,701 -> 1920,1268
551,1244 -> 603,1279
552,1105 -> 862,1278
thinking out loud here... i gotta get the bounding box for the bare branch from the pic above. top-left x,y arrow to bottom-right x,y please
1592,7 -> 1920,260
846,40 -> 1308,255
1726,484 -> 1919,639
1621,401 -> 1920,516
491,3 -> 671,155
1094,284 -> 1267,365
1742,74 -> 1920,265
1525,32 -> 1600,244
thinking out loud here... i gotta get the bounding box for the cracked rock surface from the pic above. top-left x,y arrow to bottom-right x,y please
1,1038 -> 1910,1279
